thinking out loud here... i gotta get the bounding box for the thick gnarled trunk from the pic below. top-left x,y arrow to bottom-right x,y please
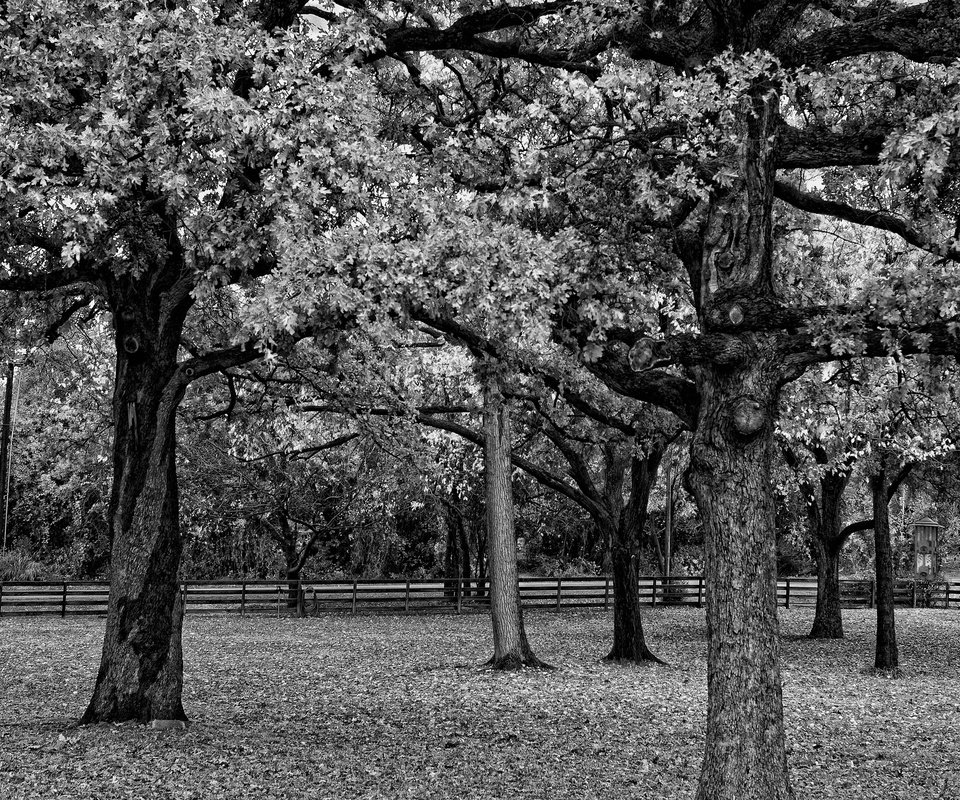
81,268 -> 193,724
482,372 -> 547,670
691,355 -> 790,800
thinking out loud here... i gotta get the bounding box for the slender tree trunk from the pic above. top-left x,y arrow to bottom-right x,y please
81,271 -> 193,723
443,505 -> 463,601
690,354 -> 790,800
870,470 -> 898,671
605,446 -> 664,664
810,537 -> 843,639
606,528 -> 661,663
482,372 -> 548,670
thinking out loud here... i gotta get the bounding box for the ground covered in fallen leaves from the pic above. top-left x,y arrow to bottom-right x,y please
1,607 -> 957,799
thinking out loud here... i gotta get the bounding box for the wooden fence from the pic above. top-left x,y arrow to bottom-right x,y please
0,576 -> 958,617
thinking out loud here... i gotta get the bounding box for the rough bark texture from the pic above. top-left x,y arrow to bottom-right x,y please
690,352 -> 790,800
81,267 -> 193,724
870,469 -> 899,671
482,373 -> 547,670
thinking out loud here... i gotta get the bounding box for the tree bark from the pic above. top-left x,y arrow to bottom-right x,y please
605,446 -> 665,664
81,267 -> 193,724
810,536 -> 844,639
690,352 -> 791,800
870,468 -> 899,671
482,371 -> 548,670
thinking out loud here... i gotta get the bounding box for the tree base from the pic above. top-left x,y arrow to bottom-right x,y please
603,650 -> 668,666
861,665 -> 904,679
808,617 -> 844,639
483,652 -> 554,670
807,628 -> 844,640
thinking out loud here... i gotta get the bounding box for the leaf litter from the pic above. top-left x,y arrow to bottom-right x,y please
0,607 -> 957,799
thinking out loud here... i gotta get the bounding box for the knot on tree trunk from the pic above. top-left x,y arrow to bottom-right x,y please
731,396 -> 765,438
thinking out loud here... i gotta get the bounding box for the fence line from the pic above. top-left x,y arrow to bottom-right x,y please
0,576 -> 957,617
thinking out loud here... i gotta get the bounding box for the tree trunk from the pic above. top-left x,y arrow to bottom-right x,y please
605,446 -> 664,664
606,532 -> 661,663
81,277 -> 192,723
809,537 -> 843,639
482,371 -> 548,670
870,469 -> 899,671
690,354 -> 791,800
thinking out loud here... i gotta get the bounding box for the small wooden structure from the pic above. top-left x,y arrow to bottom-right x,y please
912,517 -> 942,578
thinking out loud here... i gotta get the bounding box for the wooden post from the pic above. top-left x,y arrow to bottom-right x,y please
297,580 -> 305,617
555,577 -> 562,610
240,582 -> 246,616
405,580 -> 410,613
455,577 -> 462,615
912,580 -> 917,608
870,579 -> 876,609
61,581 -> 67,618
351,580 -> 358,614
181,583 -> 187,615
697,577 -> 703,608
276,585 -> 281,618
312,588 -> 317,615
651,576 -> 657,606
784,578 -> 790,610
604,577 -> 610,610
0,582 -> 4,615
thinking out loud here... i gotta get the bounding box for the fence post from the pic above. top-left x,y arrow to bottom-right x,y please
351,580 -> 358,614
312,588 -> 317,615
61,581 -> 67,618
181,583 -> 187,615
604,577 -> 610,610
405,580 -> 410,613
240,582 -> 246,617
555,577 -> 562,610
785,578 -> 790,610
870,579 -> 876,608
0,582 -> 3,615
456,578 -> 462,615
297,580 -> 305,618
697,577 -> 703,608
276,585 -> 281,618
912,580 -> 917,608
651,576 -> 657,606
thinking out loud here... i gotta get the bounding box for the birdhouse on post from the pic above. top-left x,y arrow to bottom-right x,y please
912,517 -> 942,579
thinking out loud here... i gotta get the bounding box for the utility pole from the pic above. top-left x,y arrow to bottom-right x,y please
0,361 -> 13,550
664,455 -> 673,578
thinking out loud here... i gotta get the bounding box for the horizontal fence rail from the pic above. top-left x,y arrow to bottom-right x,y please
0,577 -> 958,617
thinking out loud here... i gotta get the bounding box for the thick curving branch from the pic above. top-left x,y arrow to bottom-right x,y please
786,0 -> 960,66
774,180 -> 960,262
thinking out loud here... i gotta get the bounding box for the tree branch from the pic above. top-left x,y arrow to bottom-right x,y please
774,180 -> 960,262
787,0 -> 960,66
417,413 -> 602,518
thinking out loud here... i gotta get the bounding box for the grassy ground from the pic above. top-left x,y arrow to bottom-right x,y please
0,607 -> 957,799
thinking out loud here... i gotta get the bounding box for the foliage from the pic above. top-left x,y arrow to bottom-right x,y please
0,548 -> 46,580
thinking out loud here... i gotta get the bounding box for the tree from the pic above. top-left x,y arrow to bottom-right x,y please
359,4 -> 960,797
480,369 -> 550,669
0,0 -> 406,722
